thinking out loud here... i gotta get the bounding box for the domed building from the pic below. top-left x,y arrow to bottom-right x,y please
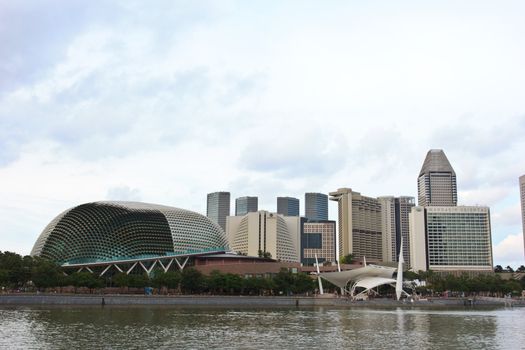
31,201 -> 228,265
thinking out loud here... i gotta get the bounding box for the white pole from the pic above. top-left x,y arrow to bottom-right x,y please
315,254 -> 324,295
396,237 -> 404,301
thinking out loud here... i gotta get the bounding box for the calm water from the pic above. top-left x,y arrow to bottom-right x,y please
0,306 -> 524,349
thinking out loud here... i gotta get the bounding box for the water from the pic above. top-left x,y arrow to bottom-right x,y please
0,306 -> 524,349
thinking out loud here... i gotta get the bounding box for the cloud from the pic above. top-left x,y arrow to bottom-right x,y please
106,186 -> 142,202
493,234 -> 524,268
491,203 -> 522,227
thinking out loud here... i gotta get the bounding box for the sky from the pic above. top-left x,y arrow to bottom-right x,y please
0,0 -> 524,267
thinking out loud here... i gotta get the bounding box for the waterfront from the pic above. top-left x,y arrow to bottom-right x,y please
0,306 -> 524,349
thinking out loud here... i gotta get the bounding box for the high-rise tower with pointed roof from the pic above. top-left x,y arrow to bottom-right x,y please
417,149 -> 457,206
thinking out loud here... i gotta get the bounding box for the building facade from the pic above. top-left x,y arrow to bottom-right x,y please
301,220 -> 336,266
329,188 -> 383,261
417,149 -> 457,207
409,206 -> 493,272
277,196 -> 300,216
378,196 -> 415,266
226,211 -> 300,262
31,201 -> 228,264
305,192 -> 328,221
206,191 -> 230,232
235,196 -> 258,216
520,175 -> 525,259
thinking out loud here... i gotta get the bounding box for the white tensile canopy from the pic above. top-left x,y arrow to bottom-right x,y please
318,264 -> 408,300
319,265 -> 396,289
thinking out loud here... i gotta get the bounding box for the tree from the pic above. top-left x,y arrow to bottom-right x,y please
517,265 -> 525,272
151,271 -> 181,289
340,254 -> 354,264
506,266 -> 514,273
258,250 -> 272,259
180,268 -> 205,294
494,265 -> 503,273
65,272 -> 104,292
31,258 -> 63,289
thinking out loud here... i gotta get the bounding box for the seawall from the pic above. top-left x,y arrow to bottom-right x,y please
1,294 -> 521,307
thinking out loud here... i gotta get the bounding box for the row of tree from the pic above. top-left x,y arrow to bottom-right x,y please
1,251 -> 316,295
406,270 -> 525,296
494,265 -> 525,273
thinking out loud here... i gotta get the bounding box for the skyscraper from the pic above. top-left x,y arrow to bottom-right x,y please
329,188 -> 382,261
520,175 -> 525,255
417,149 -> 457,206
206,191 -> 230,232
410,206 -> 493,272
378,196 -> 415,266
277,196 -> 300,216
305,192 -> 328,221
235,196 -> 258,216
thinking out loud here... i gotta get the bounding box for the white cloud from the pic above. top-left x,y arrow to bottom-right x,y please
493,234 -> 525,268
1,1 -> 525,257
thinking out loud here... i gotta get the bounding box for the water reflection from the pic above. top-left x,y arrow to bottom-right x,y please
0,306 -> 523,349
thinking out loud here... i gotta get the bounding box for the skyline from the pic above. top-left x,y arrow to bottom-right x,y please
0,1 -> 524,268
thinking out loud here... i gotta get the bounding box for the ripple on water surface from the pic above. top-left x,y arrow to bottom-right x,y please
0,306 -> 524,349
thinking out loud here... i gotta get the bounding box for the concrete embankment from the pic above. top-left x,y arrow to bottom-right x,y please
1,294 -> 520,307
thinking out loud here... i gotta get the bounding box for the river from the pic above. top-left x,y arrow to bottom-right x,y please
0,306 -> 523,349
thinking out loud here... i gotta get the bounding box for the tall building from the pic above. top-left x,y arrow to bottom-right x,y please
409,206 -> 493,272
206,191 -> 230,232
226,211 -> 300,262
520,175 -> 525,255
378,196 -> 415,266
329,188 -> 382,261
301,220 -> 336,265
417,149 -> 457,206
277,197 -> 300,216
305,192 -> 328,221
235,196 -> 258,216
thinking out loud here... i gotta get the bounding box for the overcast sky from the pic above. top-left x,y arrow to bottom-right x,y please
1,0 -> 524,267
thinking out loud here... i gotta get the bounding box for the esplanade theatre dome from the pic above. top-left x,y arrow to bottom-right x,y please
31,201 -> 228,264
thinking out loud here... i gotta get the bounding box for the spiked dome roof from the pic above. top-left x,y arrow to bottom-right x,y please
31,201 -> 228,264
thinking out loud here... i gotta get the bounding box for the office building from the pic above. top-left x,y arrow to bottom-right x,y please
329,188 -> 382,261
305,192 -> 328,221
277,196 -> 300,216
418,149 -> 457,206
520,175 -> 525,255
206,191 -> 230,232
235,196 -> 258,216
301,220 -> 336,265
378,196 -> 415,266
226,211 -> 300,262
409,206 -> 493,272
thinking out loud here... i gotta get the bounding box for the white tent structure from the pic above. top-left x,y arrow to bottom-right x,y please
319,240 -> 410,300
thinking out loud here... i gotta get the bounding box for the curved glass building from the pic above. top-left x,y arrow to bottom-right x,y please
31,201 -> 228,264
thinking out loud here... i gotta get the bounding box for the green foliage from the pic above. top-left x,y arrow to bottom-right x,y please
258,250 -> 272,259
151,271 -> 181,289
273,269 -> 315,295
65,272 -> 104,290
420,272 -> 523,296
494,265 -> 503,273
0,251 -> 32,287
112,273 -> 150,288
180,268 -> 205,294
31,257 -> 63,289
340,254 -> 354,264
